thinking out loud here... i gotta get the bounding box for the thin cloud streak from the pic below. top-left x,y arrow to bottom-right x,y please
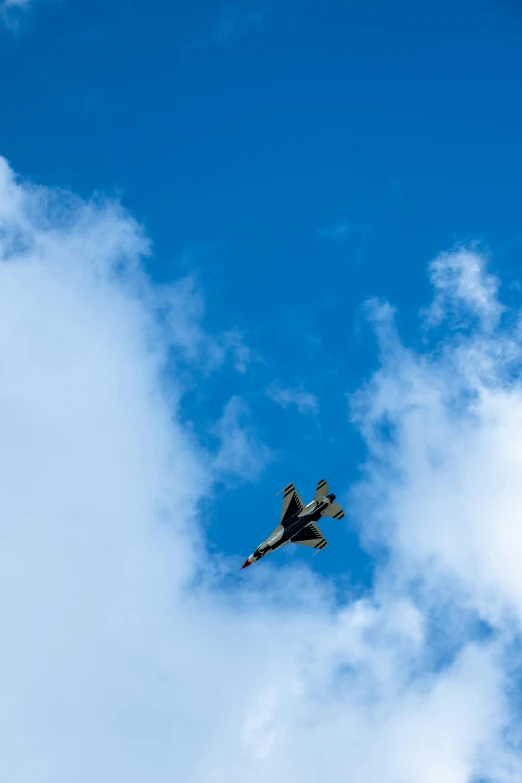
158,274 -> 251,375
214,5 -> 265,44
266,382 -> 318,414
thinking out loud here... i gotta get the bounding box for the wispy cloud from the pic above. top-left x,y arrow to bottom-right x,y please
1,155 -> 521,783
318,220 -> 365,242
423,244 -> 504,330
266,382 -> 318,414
1,0 -> 36,28
214,5 -> 265,44
222,328 -> 252,373
181,4 -> 265,54
158,274 -> 251,376
211,395 -> 271,480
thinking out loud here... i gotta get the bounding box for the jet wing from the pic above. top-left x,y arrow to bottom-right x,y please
291,521 -> 328,553
280,483 -> 305,524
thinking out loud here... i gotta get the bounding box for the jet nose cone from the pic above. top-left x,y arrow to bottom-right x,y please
241,559 -> 251,569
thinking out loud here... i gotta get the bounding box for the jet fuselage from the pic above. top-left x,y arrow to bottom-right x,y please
248,493 -> 336,564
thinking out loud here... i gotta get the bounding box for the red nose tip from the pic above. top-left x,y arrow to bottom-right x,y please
241,559 -> 251,569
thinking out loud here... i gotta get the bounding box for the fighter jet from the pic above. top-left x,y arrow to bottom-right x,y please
241,479 -> 344,568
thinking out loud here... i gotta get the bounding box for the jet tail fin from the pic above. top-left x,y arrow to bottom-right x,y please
314,479 -> 330,500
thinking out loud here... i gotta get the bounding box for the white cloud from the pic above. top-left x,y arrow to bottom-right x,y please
0,157 -> 520,783
211,395 -> 271,480
157,275 -> 251,376
1,0 -> 34,27
222,327 -> 251,372
424,244 -> 505,330
266,382 -> 318,414
351,246 -> 522,629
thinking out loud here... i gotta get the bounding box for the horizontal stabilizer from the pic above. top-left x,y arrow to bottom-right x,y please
321,501 -> 344,520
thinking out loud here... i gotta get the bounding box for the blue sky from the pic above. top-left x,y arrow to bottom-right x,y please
4,0 -> 520,583
2,2 -> 522,781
